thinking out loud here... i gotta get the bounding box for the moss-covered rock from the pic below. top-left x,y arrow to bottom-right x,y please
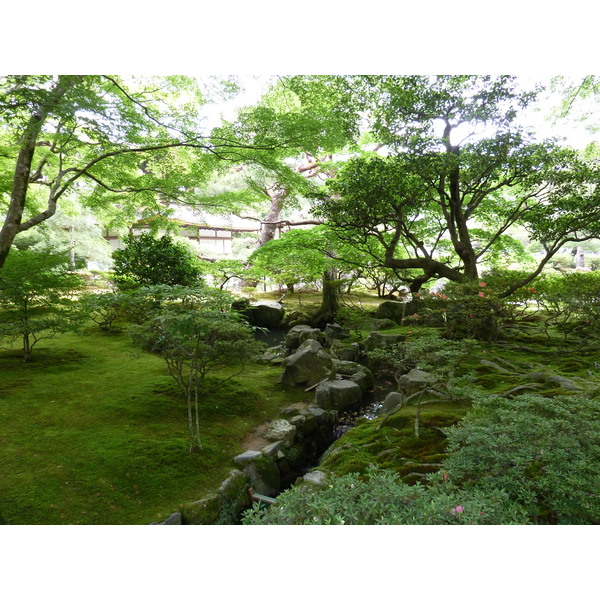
243,455 -> 281,497
180,493 -> 223,525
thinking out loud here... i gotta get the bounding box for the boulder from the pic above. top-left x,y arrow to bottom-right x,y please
248,301 -> 284,328
358,317 -> 398,331
243,455 -> 280,497
217,469 -> 251,519
363,331 -> 406,353
278,340 -> 334,387
265,419 -> 297,447
261,441 -> 285,460
234,450 -> 263,465
180,493 -> 223,525
315,379 -> 362,411
285,325 -> 318,352
303,470 -> 328,487
375,299 -> 420,323
329,340 -> 361,362
324,323 -> 350,345
397,368 -> 437,396
382,391 -> 404,413
282,310 -> 312,328
332,359 -> 375,392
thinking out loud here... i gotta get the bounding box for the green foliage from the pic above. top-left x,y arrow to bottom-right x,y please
305,75 -> 600,295
443,393 -> 600,524
534,271 -> 600,342
112,232 -> 205,289
0,249 -> 85,360
130,288 -> 264,452
248,228 -> 327,289
81,292 -> 126,331
411,281 -> 503,341
241,467 -> 530,525
368,330 -> 478,381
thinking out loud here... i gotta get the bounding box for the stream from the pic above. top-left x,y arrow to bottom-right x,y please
333,378 -> 396,438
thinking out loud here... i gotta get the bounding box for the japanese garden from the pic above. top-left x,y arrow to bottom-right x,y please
1,74 -> 600,525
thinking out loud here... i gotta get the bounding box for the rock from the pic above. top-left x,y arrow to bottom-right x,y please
358,317 -> 398,331
164,512 -> 182,525
324,323 -> 350,345
248,301 -> 284,328
315,379 -> 362,411
332,359 -> 375,392
382,391 -> 404,413
303,471 -> 328,487
234,450 -> 263,465
375,300 -> 419,323
526,372 -> 582,390
288,414 -> 307,432
243,455 -> 280,497
363,331 -> 406,353
329,340 -> 361,362
479,359 -> 513,374
261,441 -> 285,459
397,368 -> 437,396
285,325 -> 318,352
298,327 -> 324,346
180,493 -> 223,525
278,340 -> 334,387
265,419 -> 297,447
306,405 -> 330,424
217,470 -> 251,520
282,310 -> 312,328
151,511 -> 182,525
296,411 -> 318,435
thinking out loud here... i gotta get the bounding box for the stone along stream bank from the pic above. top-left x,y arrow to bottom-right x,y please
153,304 -> 409,525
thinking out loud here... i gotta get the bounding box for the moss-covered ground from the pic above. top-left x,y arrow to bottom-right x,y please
2,289 -> 599,524
317,316 -> 600,483
0,326 -> 306,525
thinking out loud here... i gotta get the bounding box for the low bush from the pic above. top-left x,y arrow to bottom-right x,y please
443,393 -> 600,524
242,467 -> 530,525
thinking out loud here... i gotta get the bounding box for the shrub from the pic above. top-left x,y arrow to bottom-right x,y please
535,272 -> 600,342
442,393 -> 600,524
130,289 -> 264,452
0,249 -> 86,360
412,281 -> 502,341
241,467 -> 530,525
112,232 -> 204,289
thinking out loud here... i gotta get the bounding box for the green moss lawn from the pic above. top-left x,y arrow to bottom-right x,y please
0,327 -> 305,525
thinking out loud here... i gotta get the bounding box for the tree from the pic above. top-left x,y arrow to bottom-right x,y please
112,232 -> 204,288
131,287 -> 264,452
0,75 -> 283,269
0,249 -> 85,360
248,228 -> 327,292
289,75 -> 600,295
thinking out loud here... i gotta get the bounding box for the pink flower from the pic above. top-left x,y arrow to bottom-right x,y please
478,291 -> 485,297
479,282 -> 486,287
442,471 -> 448,483
450,505 -> 464,515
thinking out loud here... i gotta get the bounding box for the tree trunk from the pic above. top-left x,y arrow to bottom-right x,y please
0,77 -> 74,269
312,266 -> 341,327
258,185 -> 288,247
